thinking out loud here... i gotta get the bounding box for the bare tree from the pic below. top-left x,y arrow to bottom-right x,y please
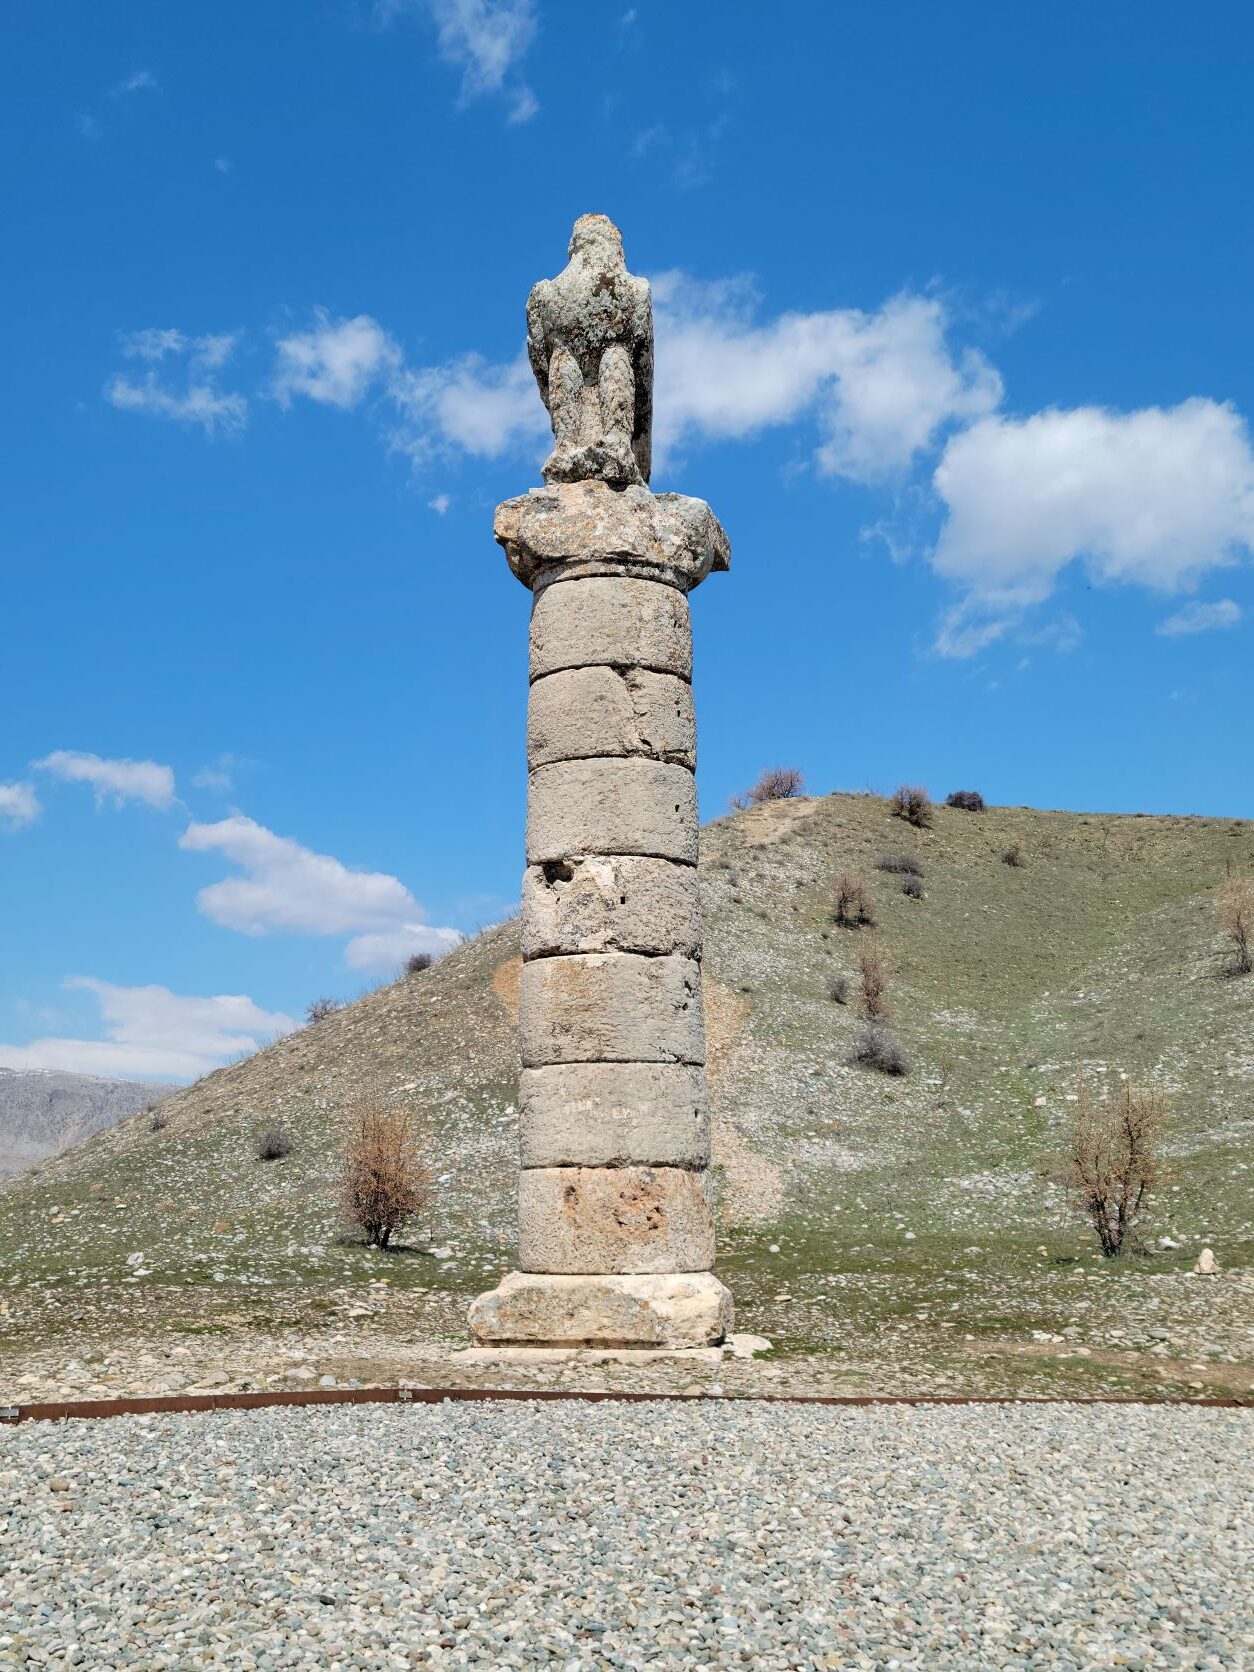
1219,877 -> 1254,976
833,871 -> 875,928
1064,1083 -> 1165,1257
856,947 -> 889,1021
306,997 -> 342,1023
341,1098 -> 430,1249
730,767 -> 805,810
890,785 -> 932,828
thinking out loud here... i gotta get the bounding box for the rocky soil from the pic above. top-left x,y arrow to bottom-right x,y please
1,1398 -> 1249,1669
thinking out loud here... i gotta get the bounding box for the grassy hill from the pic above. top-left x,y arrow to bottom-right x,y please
2,792 -> 1251,1402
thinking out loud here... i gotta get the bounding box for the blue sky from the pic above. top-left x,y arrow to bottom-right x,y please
2,0 -> 1252,1080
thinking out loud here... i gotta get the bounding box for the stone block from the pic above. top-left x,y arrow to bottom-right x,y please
468,1270 -> 733,1347
529,576 -> 692,681
519,952 -> 703,1067
517,1166 -> 716,1274
527,666 -> 695,769
522,855 -> 700,959
496,480 -> 730,592
519,1062 -> 708,1169
526,757 -> 697,865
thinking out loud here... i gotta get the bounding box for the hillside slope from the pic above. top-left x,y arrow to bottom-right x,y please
2,793 -> 1251,1401
0,1068 -> 171,1177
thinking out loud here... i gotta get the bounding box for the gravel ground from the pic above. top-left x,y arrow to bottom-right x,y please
1,1400 -> 1249,1671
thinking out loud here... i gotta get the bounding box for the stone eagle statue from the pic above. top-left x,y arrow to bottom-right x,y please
526,214 -> 653,488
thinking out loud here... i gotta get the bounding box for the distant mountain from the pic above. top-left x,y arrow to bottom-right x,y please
0,1067 -> 174,1176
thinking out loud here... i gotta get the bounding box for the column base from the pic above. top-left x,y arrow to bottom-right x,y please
468,1270 -> 733,1349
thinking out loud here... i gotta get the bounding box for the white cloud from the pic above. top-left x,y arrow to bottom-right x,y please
344,924 -> 463,970
191,753 -> 242,794
0,781 -> 39,830
122,327 -> 186,360
933,400 -> 1254,615
428,493 -> 452,514
106,376 -> 247,432
650,276 -> 1002,481
272,312 -> 401,410
391,352 -> 545,459
214,155 -> 232,175
0,978 -> 295,1083
111,70 -> 159,97
382,0 -> 538,116
35,750 -> 176,810
1157,598 -> 1243,637
179,814 -> 460,969
107,329 -> 245,433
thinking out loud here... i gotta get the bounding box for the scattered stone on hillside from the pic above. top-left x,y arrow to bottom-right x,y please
473,215 -> 733,1351
1195,1246 -> 1219,1275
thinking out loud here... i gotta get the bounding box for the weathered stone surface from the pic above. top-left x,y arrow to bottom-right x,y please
530,575 -> 692,682
519,1062 -> 708,1169
522,855 -> 700,959
497,480 -> 730,592
526,214 -> 653,489
526,758 -> 697,865
468,1269 -> 732,1346
527,666 -> 695,769
517,1166 -> 716,1274
519,953 -> 703,1068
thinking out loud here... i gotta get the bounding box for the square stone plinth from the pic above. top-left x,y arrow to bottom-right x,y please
467,1270 -> 733,1348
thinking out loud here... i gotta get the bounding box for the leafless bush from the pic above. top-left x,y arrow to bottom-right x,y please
850,1024 -> 908,1076
857,947 -> 889,1021
730,767 -> 805,810
827,973 -> 851,1004
890,785 -> 932,828
946,790 -> 985,812
405,952 -> 434,976
340,1098 -> 430,1249
255,1125 -> 291,1162
833,871 -> 875,929
306,997 -> 342,1023
1064,1082 -> 1165,1256
1001,844 -> 1025,868
901,873 -> 924,900
148,1108 -> 169,1133
876,852 -> 923,877
1219,877 -> 1254,975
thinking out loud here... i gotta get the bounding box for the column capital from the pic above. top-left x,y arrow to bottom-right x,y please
495,480 -> 730,594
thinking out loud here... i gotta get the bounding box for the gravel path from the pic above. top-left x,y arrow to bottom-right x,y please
1,1399 -> 1249,1670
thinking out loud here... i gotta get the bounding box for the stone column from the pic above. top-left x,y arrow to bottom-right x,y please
469,217 -> 733,1351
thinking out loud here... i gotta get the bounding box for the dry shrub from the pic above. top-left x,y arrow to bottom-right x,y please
856,947 -> 889,1021
1001,843 -> 1025,868
341,1098 -> 430,1249
405,952 -> 434,976
901,873 -> 924,900
148,1108 -> 169,1133
850,1024 -> 908,1076
946,790 -> 985,812
255,1125 -> 291,1162
833,871 -> 875,929
827,973 -> 851,1004
1064,1082 -> 1165,1257
730,767 -> 805,810
890,785 -> 932,828
876,852 -> 923,877
306,996 -> 342,1023
1219,877 -> 1254,976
